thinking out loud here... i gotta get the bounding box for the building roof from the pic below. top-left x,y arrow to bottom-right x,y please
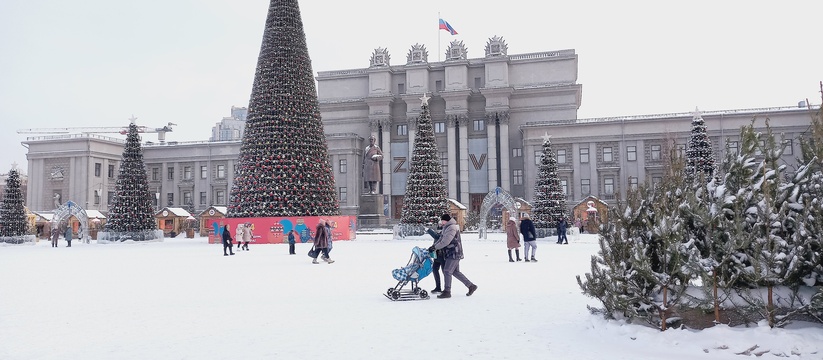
448,198 -> 467,210
85,210 -> 106,219
198,206 -> 227,217
156,207 -> 192,217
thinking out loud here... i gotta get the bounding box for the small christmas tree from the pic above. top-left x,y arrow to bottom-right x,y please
531,133 -> 566,230
106,122 -> 157,238
685,107 -> 716,183
228,0 -> 338,218
0,168 -> 28,239
400,93 -> 450,225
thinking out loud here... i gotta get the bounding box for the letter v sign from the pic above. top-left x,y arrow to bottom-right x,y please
469,154 -> 487,170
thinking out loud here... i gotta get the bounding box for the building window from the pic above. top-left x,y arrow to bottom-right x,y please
339,159 -> 347,173
580,148 -> 589,163
561,179 -> 568,196
200,191 -> 207,205
107,191 -> 115,206
581,179 -> 590,195
676,144 -> 686,158
474,77 -> 483,89
473,120 -> 485,132
183,166 -> 192,180
215,190 -> 225,205
556,149 -> 566,164
167,167 -> 174,180
603,147 -> 613,162
94,163 -> 101,177
398,83 -> 405,94
784,139 -> 793,155
94,190 -> 100,205
512,148 -> 522,158
152,168 -> 160,181
183,191 -> 192,206
435,80 -> 443,91
434,122 -> 445,133
604,177 -> 614,195
200,166 -> 208,179
651,145 -> 661,160
440,152 -> 448,169
217,165 -> 226,179
629,177 -> 638,190
339,187 -> 347,203
397,124 -> 408,136
535,151 -> 543,165
513,169 -> 523,185
727,141 -> 738,155
627,146 -> 637,161
167,192 -> 174,206
108,164 -> 115,178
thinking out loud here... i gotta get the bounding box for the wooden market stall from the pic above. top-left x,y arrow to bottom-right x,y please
198,206 -> 227,238
571,196 -> 609,234
154,207 -> 193,237
502,197 -> 533,226
447,198 -> 468,231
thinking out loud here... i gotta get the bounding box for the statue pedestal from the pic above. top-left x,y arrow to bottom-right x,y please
358,194 -> 386,227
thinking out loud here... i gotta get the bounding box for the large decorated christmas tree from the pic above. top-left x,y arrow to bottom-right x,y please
105,122 -> 157,237
0,168 -> 28,240
685,107 -> 716,182
227,0 -> 338,218
531,133 -> 566,229
400,93 -> 450,225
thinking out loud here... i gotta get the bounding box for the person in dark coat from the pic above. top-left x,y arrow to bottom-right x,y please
426,226 -> 445,294
428,214 -> 477,299
64,226 -> 73,247
311,220 -> 333,264
287,230 -> 297,255
221,225 -> 235,256
519,214 -> 537,262
50,223 -> 60,248
556,218 -> 569,244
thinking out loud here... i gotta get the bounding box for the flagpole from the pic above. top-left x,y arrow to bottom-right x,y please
437,12 -> 441,62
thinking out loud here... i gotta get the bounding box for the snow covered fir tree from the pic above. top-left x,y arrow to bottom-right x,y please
530,133 -> 566,232
104,122 -> 158,241
0,168 -> 31,244
577,116 -> 823,330
227,0 -> 338,218
399,93 -> 449,227
685,107 -> 716,182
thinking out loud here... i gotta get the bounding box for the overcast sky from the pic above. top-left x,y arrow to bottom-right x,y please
2,0 -> 822,174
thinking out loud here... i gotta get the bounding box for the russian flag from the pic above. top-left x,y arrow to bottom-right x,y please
439,18 -> 458,35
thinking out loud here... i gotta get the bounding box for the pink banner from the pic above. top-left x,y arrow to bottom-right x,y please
208,216 -> 356,244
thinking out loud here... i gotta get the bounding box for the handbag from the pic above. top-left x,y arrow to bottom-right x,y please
308,246 -> 319,258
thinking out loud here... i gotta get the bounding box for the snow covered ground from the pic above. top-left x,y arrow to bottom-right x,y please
1,231 -> 821,359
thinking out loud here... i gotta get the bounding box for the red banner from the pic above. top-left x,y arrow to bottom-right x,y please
208,216 -> 356,244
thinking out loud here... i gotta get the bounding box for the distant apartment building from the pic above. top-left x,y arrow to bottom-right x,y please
210,106 -> 248,141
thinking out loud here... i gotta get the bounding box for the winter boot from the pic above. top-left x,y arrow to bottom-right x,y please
466,285 -> 478,296
312,259 -> 319,264
524,258 -> 530,262
531,257 -> 538,262
515,249 -> 521,261
508,250 -> 514,262
431,287 -> 442,294
437,291 -> 452,299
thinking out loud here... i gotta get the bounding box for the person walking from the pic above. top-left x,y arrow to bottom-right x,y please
519,214 -> 537,262
287,230 -> 297,255
64,226 -> 73,247
50,224 -> 60,248
311,220 -> 333,264
426,226 -> 444,294
506,218 -> 522,262
321,220 -> 334,262
428,214 -> 477,299
556,218 -> 569,244
240,222 -> 252,251
222,225 -> 235,256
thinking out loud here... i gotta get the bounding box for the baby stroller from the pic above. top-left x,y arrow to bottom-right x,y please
384,246 -> 434,301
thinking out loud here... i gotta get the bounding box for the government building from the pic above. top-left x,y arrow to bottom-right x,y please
22,37 -> 816,222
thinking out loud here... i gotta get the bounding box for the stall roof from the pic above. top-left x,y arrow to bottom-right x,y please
198,206 -> 227,217
85,210 -> 107,219
448,198 -> 467,210
156,207 -> 192,217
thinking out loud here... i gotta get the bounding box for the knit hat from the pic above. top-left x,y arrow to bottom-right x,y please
441,214 -> 452,221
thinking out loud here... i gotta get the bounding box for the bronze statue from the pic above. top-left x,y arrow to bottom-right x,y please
363,135 -> 383,194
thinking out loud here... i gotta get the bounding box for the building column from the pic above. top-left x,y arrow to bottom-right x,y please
446,115 -> 458,199
485,113 -> 498,190
459,118 -> 470,205
498,112 -> 511,191
379,117 -> 392,198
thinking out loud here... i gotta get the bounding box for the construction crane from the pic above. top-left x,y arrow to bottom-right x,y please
17,117 -> 176,143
